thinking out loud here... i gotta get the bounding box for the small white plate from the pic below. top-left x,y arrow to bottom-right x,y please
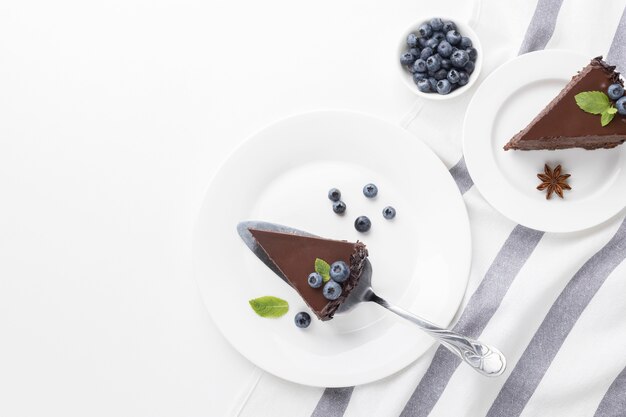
194,111 -> 471,387
463,50 -> 626,233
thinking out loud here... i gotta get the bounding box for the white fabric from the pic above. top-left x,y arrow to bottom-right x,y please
233,0 -> 626,416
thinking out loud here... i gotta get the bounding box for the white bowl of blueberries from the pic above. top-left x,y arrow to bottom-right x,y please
398,17 -> 482,98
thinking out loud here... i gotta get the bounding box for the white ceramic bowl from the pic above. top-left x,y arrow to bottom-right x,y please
398,17 -> 483,100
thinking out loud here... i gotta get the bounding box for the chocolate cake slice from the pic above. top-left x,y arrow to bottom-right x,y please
248,228 -> 368,321
504,57 -> 626,151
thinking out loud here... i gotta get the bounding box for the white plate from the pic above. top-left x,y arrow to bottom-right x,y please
463,50 -> 626,233
194,111 -> 471,387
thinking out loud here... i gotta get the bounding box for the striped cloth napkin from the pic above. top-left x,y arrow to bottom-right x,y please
233,0 -> 626,416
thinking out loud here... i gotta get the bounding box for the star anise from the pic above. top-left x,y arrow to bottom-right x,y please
537,164 -> 571,199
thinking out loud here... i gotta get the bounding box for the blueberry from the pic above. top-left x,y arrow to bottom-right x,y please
418,23 -> 433,38
328,188 -> 341,201
426,55 -> 441,72
363,183 -> 378,198
446,30 -> 462,46
323,280 -> 342,300
464,60 -> 475,74
420,47 -> 434,60
382,206 -> 396,219
418,37 -> 428,48
437,41 -> 453,58
428,77 -> 438,91
432,32 -> 446,43
407,33 -> 418,48
330,261 -> 350,283
412,59 -> 427,73
412,72 -> 427,84
441,58 -> 452,70
460,36 -> 473,49
400,51 -> 416,66
332,200 -> 346,214
466,47 -> 478,61
458,71 -> 469,86
430,17 -> 444,31
416,78 -> 431,93
608,84 -> 624,100
354,216 -> 372,232
308,272 -> 323,288
409,47 -> 421,58
294,312 -> 311,328
436,79 -> 452,95
426,37 -> 439,49
447,69 -> 460,84
434,68 -> 448,80
617,96 -> 626,115
442,21 -> 456,32
451,50 -> 470,68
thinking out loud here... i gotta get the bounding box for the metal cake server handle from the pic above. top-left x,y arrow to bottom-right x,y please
365,289 -> 506,377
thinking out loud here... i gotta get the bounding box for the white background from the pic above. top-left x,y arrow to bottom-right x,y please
0,0 -> 474,415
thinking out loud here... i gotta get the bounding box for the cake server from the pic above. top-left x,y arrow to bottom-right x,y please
237,221 -> 506,377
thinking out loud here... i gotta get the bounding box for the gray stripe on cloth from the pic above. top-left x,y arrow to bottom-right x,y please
399,226 -> 544,417
594,364 -> 626,417
486,216 -> 626,417
607,5 -> 626,75
518,0 -> 565,54
310,387 -> 354,417
449,157 -> 474,194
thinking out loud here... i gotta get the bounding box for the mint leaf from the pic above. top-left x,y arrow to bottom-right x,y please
249,296 -> 289,318
607,106 -> 618,114
601,110 -> 615,127
315,258 -> 331,282
575,91 -> 611,115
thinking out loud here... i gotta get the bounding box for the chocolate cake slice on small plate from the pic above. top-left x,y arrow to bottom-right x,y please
463,50 -> 626,233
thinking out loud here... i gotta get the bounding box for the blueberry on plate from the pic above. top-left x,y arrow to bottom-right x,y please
451,50 -> 470,68
418,23 -> 433,38
460,36 -> 473,49
294,312 -> 311,328
416,78 -> 431,92
308,272 -> 323,288
616,96 -> 626,115
323,280 -> 342,300
447,69 -> 460,84
434,68 -> 448,81
426,37 -> 439,49
382,206 -> 396,219
466,47 -> 478,61
354,216 -> 372,233
436,79 -> 452,95
442,21 -> 456,32
426,55 -> 441,72
332,200 -> 346,214
407,33 -> 418,48
608,83 -> 624,100
363,183 -> 378,198
412,72 -> 428,84
328,188 -> 341,201
400,51 -> 416,66
441,58 -> 452,70
446,30 -> 462,46
330,261 -> 350,283
464,60 -> 475,74
437,41 -> 453,58
420,47 -> 434,61
430,17 -> 444,31
457,71 -> 469,86
412,59 -> 427,73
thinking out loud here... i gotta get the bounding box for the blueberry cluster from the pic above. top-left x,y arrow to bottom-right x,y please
608,83 -> 626,115
308,260 -> 350,301
400,18 -> 477,95
328,184 -> 396,232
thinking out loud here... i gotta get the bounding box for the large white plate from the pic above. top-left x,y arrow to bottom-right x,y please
464,50 -> 626,233
194,111 -> 471,387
